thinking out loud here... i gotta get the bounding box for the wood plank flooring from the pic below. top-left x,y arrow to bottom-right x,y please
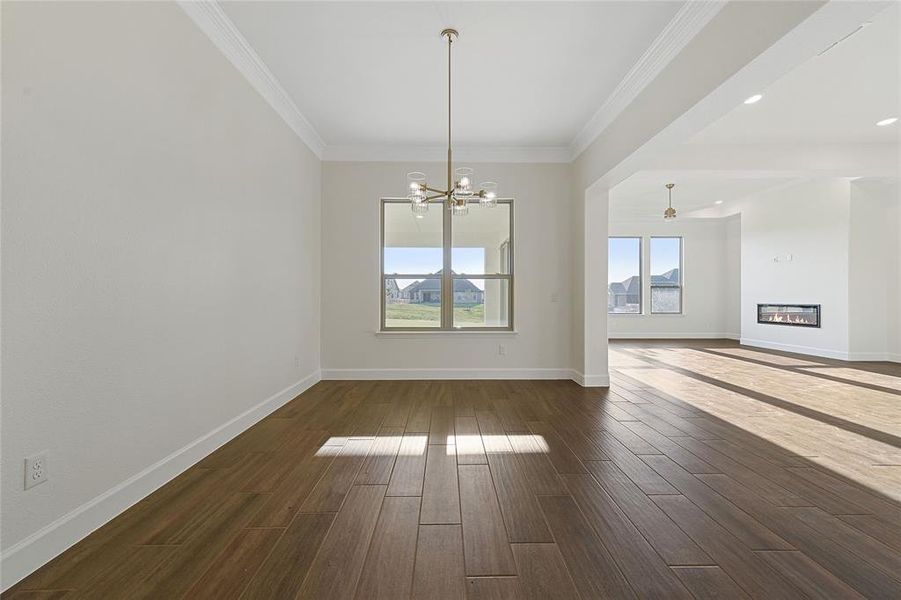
5,340 -> 901,599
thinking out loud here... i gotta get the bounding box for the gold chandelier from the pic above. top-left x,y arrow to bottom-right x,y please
406,29 -> 498,218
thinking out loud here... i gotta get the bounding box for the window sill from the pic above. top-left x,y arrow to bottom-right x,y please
376,329 -> 519,336
609,313 -> 685,317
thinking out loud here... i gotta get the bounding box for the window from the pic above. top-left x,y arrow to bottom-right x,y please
381,198 -> 513,330
650,237 -> 682,314
608,237 -> 641,314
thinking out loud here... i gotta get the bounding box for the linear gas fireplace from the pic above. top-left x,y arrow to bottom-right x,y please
757,304 -> 821,328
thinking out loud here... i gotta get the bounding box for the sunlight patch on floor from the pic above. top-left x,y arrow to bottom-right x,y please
314,434 -> 549,457
798,366 -> 901,390
652,347 -> 900,433
703,346 -> 825,367
611,345 -> 901,501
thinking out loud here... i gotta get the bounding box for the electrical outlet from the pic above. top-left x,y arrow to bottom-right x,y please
498,344 -> 506,356
25,452 -> 48,490
294,354 -> 301,368
550,292 -> 560,303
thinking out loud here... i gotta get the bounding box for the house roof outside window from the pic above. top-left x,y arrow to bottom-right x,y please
399,271 -> 482,294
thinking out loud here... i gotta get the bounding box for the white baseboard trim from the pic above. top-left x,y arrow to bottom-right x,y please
742,338 -> 901,363
739,338 -> 850,361
847,352 -> 901,363
569,371 -> 611,387
321,368 -> 573,381
322,367 -> 611,388
610,332 -> 740,340
0,370 -> 322,593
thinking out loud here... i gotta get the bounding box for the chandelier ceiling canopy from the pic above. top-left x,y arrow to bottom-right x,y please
406,29 -> 498,218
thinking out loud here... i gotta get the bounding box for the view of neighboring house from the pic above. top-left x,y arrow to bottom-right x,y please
385,278 -> 401,302
608,275 -> 641,312
651,268 -> 680,287
386,270 -> 484,305
608,268 -> 679,313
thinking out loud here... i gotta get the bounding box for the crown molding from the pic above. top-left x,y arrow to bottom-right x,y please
322,145 -> 572,164
178,1 -> 326,158
180,1 -> 723,165
569,0 -> 725,160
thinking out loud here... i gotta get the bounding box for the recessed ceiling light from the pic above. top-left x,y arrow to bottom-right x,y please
744,94 -> 763,105
714,200 -> 723,205
876,117 -> 898,127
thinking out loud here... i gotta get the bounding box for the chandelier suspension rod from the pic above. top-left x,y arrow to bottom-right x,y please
446,30 -> 453,199
405,28 -> 496,218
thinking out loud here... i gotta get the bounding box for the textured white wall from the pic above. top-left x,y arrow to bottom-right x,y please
1,0 -> 321,568
320,162 -> 573,376
608,217 -> 740,339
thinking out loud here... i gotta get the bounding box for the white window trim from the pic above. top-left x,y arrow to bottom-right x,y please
608,236 -> 643,316
607,235 -> 684,316
649,236 -> 683,315
380,197 -> 515,332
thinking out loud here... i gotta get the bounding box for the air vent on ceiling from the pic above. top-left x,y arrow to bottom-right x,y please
817,22 -> 871,56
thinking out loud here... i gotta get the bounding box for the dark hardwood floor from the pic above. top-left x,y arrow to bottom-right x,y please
5,340 -> 901,599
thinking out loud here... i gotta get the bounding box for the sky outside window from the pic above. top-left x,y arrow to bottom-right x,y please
650,237 -> 680,279
608,237 -> 640,283
608,238 -> 680,284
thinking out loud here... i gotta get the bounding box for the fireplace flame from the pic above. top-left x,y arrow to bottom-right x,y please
765,314 -> 811,324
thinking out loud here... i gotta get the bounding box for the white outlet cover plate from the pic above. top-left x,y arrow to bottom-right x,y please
25,452 -> 48,490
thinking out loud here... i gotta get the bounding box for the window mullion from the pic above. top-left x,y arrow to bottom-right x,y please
380,200 -> 386,330
442,202 -> 452,329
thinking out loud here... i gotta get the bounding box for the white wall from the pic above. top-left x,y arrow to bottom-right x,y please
608,217 -> 740,339
737,177 -> 900,361
849,179 -> 900,360
738,179 -> 851,359
320,162 -> 574,378
725,215 -> 742,337
1,1 -> 321,586
569,187 -> 586,377
893,185 -> 901,361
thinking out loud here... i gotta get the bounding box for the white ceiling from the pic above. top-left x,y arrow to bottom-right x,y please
612,3 -> 900,220
221,1 -> 685,148
689,3 -> 900,145
610,172 -> 795,220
